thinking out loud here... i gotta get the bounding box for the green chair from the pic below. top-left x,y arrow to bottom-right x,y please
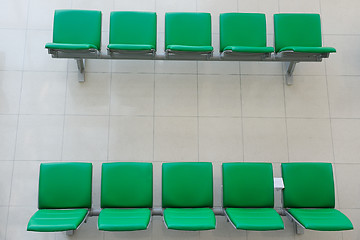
223,163 -> 284,231
45,9 -> 102,58
107,11 -> 157,58
281,162 -> 353,234
98,162 -> 153,231
27,162 -> 92,235
165,12 -> 213,59
274,13 -> 336,58
220,13 -> 274,59
162,162 -> 216,231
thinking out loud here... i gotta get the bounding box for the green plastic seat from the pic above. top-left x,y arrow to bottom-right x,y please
27,162 -> 92,232
274,14 -> 336,55
222,163 -> 284,231
220,13 -> 274,56
45,10 -> 102,52
165,12 -> 213,55
281,162 -> 353,231
98,162 -> 153,231
108,11 -> 157,55
162,162 -> 215,231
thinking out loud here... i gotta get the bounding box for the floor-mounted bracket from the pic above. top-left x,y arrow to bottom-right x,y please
66,230 -> 74,236
76,58 -> 85,82
285,61 -> 297,85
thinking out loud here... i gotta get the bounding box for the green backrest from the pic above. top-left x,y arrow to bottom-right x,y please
223,162 -> 274,208
53,9 -> 102,50
101,162 -> 153,208
109,11 -> 157,48
274,13 -> 322,52
162,162 -> 213,208
165,12 -> 212,49
220,13 -> 267,52
281,162 -> 335,208
38,162 -> 92,209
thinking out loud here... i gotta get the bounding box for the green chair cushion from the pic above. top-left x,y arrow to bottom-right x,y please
38,162 -> 92,209
163,208 -> 216,231
281,163 -> 335,208
288,208 -> 353,231
220,13 -> 269,52
27,209 -> 88,232
278,46 -> 336,53
165,12 -> 212,52
167,45 -> 213,52
107,44 -> 155,51
101,162 -> 152,208
109,11 -> 156,50
226,208 -> 284,231
49,10 -> 102,50
98,208 -> 151,231
223,46 -> 274,53
274,14 -> 334,53
162,162 -> 213,208
223,163 -> 274,208
45,43 -> 98,50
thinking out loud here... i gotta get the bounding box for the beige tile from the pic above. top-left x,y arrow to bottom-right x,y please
109,116 -> 153,161
243,118 -> 288,163
62,116 -> 109,161
198,61 -> 240,75
27,0 -> 71,30
110,73 -> 154,116
20,72 -> 66,114
199,117 -> 243,162
328,76 -> 360,118
279,0 -> 320,12
0,161 -> 13,205
0,207 -> 8,240
240,62 -> 283,75
341,208 -> 359,240
153,162 -> 162,207
154,117 -> 198,162
0,71 -> 22,114
68,59 -> 112,73
66,72 -> 110,115
332,119 -> 360,163
291,62 -> 326,76
112,60 -> 155,73
0,115 -> 17,160
241,75 -> 285,117
0,0 -> 28,29
114,0 -> 155,11
294,228 -> 341,240
105,227 -> 150,240
15,115 -> 63,161
324,35 -> 360,76
284,76 -> 329,118
212,162 -> 222,207
321,0 -> 360,35
287,119 -> 333,163
197,0 -> 238,34
155,61 -> 198,74
10,161 -> 40,206
155,74 -> 197,116
7,206 -> 56,240
198,75 -> 241,117
24,30 -> 68,72
335,164 -> 360,209
0,29 -> 26,71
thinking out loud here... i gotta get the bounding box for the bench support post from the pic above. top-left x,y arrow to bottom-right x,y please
66,230 -> 74,236
285,61 -> 297,85
76,59 -> 85,82
285,211 -> 305,235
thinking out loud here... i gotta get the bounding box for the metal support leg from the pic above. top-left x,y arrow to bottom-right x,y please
76,59 -> 85,82
296,224 -> 305,235
66,230 -> 74,236
285,211 -> 305,235
285,61 -> 297,85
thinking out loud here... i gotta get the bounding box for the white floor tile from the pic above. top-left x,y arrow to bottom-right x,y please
0,0 -> 29,29
0,115 -> 17,160
0,29 -> 26,71
0,161 -> 13,205
0,71 -> 22,114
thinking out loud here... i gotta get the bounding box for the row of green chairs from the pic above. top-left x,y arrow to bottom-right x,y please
46,10 -> 335,60
27,162 -> 353,235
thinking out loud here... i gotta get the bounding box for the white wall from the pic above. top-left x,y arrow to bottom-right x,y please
0,0 -> 359,239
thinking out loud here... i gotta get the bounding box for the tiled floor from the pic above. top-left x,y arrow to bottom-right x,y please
0,0 -> 359,239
